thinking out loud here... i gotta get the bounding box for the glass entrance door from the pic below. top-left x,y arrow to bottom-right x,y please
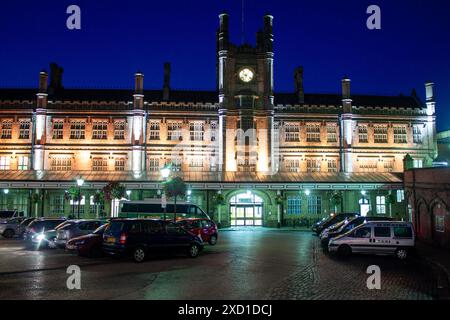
229,192 -> 264,227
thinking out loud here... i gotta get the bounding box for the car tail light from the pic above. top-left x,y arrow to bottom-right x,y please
119,233 -> 127,244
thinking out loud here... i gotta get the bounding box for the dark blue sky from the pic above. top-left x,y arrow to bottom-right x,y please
1,0 -> 449,130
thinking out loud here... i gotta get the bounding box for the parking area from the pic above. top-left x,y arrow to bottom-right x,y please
0,230 -> 437,300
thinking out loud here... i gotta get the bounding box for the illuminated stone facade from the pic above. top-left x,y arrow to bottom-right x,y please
0,14 -> 438,227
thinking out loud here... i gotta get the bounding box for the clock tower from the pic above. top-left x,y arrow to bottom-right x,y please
217,13 -> 275,173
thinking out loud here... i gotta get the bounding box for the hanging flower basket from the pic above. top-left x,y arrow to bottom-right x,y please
214,193 -> 225,206
331,192 -> 343,207
103,182 -> 126,201
275,194 -> 285,205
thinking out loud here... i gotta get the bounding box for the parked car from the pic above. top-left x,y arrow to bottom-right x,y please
66,223 -> 109,257
24,218 -> 67,245
328,221 -> 415,260
320,216 -> 395,248
103,219 -> 204,262
16,217 -> 36,237
176,218 -> 218,245
34,221 -> 74,249
0,217 -> 25,238
55,219 -> 105,248
312,213 -> 359,235
0,210 -> 24,223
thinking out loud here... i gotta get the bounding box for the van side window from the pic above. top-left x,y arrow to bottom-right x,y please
374,227 -> 391,238
145,221 -> 163,234
394,226 -> 413,238
354,227 -> 371,238
129,222 -> 142,234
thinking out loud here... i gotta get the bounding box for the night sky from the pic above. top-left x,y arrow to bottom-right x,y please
1,0 -> 449,130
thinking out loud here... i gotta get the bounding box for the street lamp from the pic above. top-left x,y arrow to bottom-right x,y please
160,166 -> 171,221
76,177 -> 84,219
305,189 -> 311,196
3,189 -> 9,195
126,190 -> 132,199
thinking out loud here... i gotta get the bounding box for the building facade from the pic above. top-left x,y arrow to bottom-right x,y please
405,168 -> 450,248
0,14 -> 438,227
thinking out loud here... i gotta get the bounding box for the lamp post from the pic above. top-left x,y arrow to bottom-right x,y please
76,177 -> 84,219
160,166 -> 171,221
126,190 -> 132,200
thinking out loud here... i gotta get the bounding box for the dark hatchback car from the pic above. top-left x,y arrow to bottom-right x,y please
66,223 -> 109,257
312,213 -> 358,235
102,219 -> 204,263
320,216 -> 396,248
23,218 -> 67,243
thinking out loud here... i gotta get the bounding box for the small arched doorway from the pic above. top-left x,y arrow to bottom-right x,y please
359,198 -> 370,217
230,191 -> 264,226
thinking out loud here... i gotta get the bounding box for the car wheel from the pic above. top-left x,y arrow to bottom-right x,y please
208,235 -> 218,246
395,248 -> 409,260
132,247 -> 146,263
3,229 -> 14,238
337,244 -> 352,258
188,243 -> 200,258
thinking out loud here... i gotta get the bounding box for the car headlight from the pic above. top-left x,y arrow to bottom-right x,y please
36,234 -> 46,241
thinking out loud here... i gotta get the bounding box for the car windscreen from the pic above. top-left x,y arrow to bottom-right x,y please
20,218 -> 34,226
93,224 -> 108,235
106,222 -> 125,235
44,220 -> 67,229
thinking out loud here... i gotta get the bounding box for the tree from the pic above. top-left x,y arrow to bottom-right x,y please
102,182 -> 125,201
386,193 -> 397,218
331,192 -> 343,214
163,176 -> 187,221
93,191 -> 104,218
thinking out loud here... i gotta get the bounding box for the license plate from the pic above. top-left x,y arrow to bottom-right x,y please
106,237 -> 116,243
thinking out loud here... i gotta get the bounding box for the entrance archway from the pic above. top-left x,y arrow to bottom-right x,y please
230,192 -> 263,226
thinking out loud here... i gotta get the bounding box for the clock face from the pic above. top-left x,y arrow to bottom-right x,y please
239,68 -> 254,83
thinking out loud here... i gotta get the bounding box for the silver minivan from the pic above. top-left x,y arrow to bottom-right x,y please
328,221 -> 415,260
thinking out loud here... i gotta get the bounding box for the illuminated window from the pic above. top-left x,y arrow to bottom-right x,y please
148,158 -> 160,172
0,156 -> 11,170
413,125 -> 423,144
287,196 -> 302,215
114,158 -> 125,171
374,125 -> 388,143
306,158 -> 321,173
18,156 -> 29,170
1,120 -> 12,139
169,158 -> 182,172
92,158 -> 108,171
70,121 -> 85,139
52,120 -> 64,139
51,157 -> 72,171
358,125 -> 368,143
306,124 -> 321,142
285,159 -> 300,172
413,159 -> 423,168
70,195 -> 85,215
435,216 -> 445,233
50,195 -> 65,215
149,121 -> 160,140
210,121 -> 218,142
92,121 -> 108,140
189,158 -> 203,171
285,123 -> 300,142
114,120 -> 125,140
393,126 -> 407,144
383,159 -> 394,172
167,121 -> 183,141
327,159 -> 338,173
307,196 -> 322,215
19,120 -> 30,139
326,124 -> 337,143
397,190 -> 405,203
359,159 -> 378,172
190,121 -> 204,141
376,196 -> 386,215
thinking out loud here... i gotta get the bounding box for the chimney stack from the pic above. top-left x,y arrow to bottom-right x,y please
38,71 -> 48,93
425,82 -> 434,102
163,62 -> 171,101
134,72 -> 144,95
263,14 -> 274,52
294,66 -> 304,104
341,76 -> 352,114
49,63 -> 63,94
218,12 -> 229,51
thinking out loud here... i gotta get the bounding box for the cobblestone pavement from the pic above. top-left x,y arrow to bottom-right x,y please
0,231 -> 437,300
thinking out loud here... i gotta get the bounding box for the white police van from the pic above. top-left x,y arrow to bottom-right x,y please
328,221 -> 415,260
